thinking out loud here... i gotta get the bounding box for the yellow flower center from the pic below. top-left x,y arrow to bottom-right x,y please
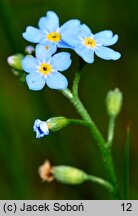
83,38 -> 96,48
39,63 -> 52,75
47,32 -> 61,42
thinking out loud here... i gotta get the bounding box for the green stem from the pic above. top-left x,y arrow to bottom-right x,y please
61,64 -> 120,198
61,88 -> 92,122
107,116 -> 116,148
72,71 -> 81,98
61,75 -> 119,199
69,119 -> 90,128
87,175 -> 114,192
62,89 -> 117,191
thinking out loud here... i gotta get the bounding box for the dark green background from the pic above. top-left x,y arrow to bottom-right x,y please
0,0 -> 138,199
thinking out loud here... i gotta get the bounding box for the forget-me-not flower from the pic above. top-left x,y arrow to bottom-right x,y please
22,45 -> 71,90
62,24 -> 121,63
33,119 -> 49,138
23,11 -> 80,52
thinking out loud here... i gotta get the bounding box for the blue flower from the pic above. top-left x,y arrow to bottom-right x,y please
62,24 -> 121,63
22,45 -> 71,90
33,119 -> 49,138
23,11 -> 80,52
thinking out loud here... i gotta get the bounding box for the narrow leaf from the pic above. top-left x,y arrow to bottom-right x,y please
123,126 -> 130,199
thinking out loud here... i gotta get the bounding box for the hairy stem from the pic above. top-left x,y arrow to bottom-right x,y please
61,72 -> 119,199
72,70 -> 81,98
62,90 -> 117,180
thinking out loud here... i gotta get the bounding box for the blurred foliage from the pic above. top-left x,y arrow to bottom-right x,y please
0,0 -> 138,199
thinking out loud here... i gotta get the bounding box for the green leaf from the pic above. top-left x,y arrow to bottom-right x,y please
123,126 -> 130,199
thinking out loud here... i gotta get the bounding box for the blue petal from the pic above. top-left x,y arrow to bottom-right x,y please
36,132 -> 44,138
46,72 -> 68,89
51,52 -> 71,71
95,46 -> 121,60
39,122 -> 49,135
38,11 -> 59,32
33,119 -> 41,131
34,119 -> 49,138
36,130 -> 44,138
22,55 -> 38,73
26,73 -> 46,90
62,33 -> 81,47
40,41 -> 57,53
75,47 -> 94,63
94,30 -> 118,46
35,44 -> 56,62
57,40 -> 73,49
34,120 -> 49,138
38,17 -> 48,30
95,34 -> 118,46
79,24 -> 92,37
60,19 -> 80,33
22,26 -> 44,43
94,30 -> 113,40
61,20 -> 81,46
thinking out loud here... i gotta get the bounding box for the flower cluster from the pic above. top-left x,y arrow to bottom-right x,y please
22,11 -> 121,91
9,10 -> 124,196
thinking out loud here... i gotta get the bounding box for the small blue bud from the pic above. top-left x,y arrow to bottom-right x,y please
33,119 -> 49,138
25,46 -> 35,54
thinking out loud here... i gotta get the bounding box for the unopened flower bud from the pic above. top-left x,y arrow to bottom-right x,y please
106,88 -> 123,117
46,117 -> 69,132
52,166 -> 87,185
33,119 -> 49,138
33,117 -> 69,138
7,54 -> 24,70
25,46 -> 35,54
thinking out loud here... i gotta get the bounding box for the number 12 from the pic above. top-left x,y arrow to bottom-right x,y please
121,203 -> 132,211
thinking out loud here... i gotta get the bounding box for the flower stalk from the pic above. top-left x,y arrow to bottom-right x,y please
107,116 -> 116,148
86,175 -> 114,192
61,70 -> 119,199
